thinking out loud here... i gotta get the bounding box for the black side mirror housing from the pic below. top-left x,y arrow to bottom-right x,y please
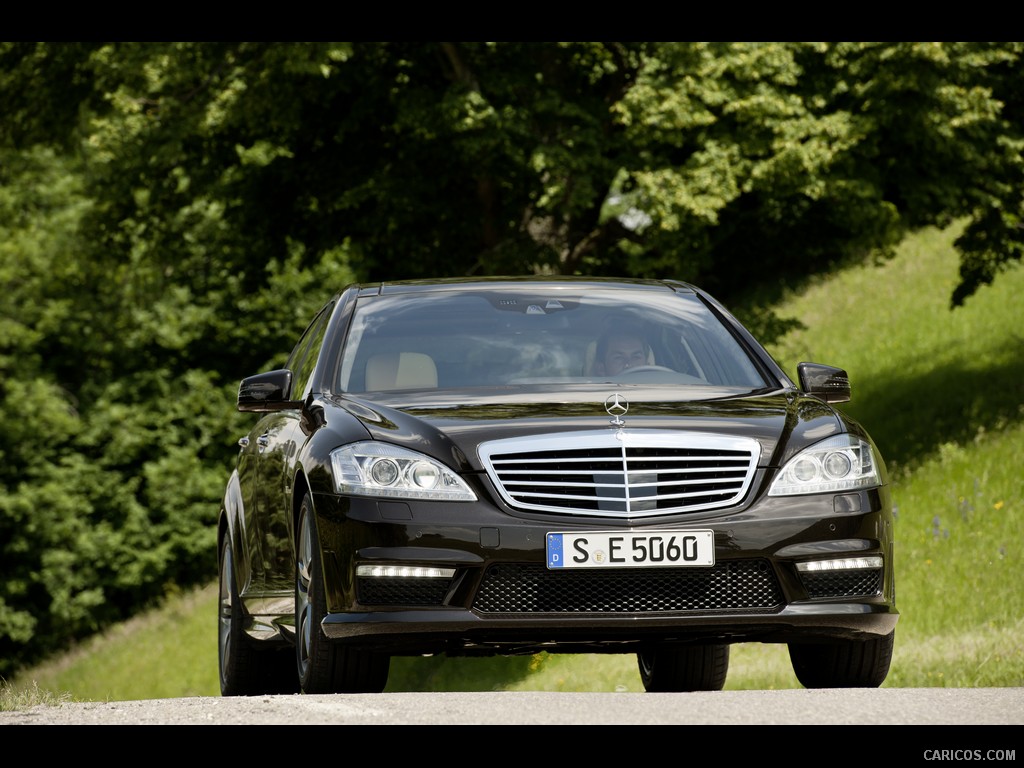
797,362 -> 851,404
237,369 -> 296,412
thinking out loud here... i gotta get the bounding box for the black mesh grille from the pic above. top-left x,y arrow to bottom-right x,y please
357,576 -> 453,606
473,560 -> 782,614
799,569 -> 883,599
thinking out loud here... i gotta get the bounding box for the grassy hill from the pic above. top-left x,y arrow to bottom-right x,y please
3,223 -> 1022,705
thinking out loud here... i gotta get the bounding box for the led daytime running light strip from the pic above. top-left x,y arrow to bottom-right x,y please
356,565 -> 456,579
796,556 -> 882,572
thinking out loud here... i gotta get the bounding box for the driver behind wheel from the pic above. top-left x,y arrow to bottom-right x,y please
593,325 -> 652,376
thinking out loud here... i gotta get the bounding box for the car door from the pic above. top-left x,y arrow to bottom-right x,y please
250,304 -> 334,595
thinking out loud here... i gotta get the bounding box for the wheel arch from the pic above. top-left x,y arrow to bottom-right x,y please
219,469 -> 252,598
290,469 -> 313,551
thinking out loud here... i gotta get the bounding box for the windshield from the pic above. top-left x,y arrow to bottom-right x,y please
336,287 -> 771,393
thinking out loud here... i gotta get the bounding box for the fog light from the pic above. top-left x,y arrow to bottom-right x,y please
796,556 -> 883,572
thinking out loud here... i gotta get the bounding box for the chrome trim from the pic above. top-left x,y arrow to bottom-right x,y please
478,429 -> 760,518
604,392 -> 628,427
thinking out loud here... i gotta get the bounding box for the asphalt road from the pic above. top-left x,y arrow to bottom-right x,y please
2,688 -> 1022,727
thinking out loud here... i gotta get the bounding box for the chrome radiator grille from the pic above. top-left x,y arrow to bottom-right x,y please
479,430 -> 760,518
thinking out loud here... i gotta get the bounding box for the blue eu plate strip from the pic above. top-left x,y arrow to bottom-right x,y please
546,533 -> 564,568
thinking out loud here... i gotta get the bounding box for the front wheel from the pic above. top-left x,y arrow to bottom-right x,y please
295,493 -> 390,693
218,533 -> 297,696
788,631 -> 895,688
637,643 -> 730,692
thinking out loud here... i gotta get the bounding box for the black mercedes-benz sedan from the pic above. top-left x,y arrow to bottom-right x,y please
217,276 -> 897,695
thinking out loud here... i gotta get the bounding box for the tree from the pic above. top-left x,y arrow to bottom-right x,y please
4,43 -> 1020,308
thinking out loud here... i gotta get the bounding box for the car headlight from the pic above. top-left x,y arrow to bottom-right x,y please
331,442 -> 477,501
768,434 -> 882,496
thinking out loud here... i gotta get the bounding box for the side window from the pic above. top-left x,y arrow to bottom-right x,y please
288,303 -> 333,400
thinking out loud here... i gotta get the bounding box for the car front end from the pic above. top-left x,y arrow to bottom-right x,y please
306,392 -> 896,659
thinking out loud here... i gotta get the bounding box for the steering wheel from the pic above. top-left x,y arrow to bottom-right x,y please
618,365 -> 676,375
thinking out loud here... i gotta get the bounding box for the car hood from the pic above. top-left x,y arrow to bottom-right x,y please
328,387 -> 846,471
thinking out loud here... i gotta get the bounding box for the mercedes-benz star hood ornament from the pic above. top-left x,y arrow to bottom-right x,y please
605,392 -> 628,428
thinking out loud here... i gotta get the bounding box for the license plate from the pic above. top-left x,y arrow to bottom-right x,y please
546,530 -> 714,569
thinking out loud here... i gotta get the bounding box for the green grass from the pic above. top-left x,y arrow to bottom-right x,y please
3,223 -> 1022,708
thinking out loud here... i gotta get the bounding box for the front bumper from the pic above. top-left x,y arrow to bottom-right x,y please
310,484 -> 898,655
320,604 -> 898,655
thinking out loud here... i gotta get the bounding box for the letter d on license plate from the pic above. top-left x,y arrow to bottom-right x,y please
546,530 -> 714,569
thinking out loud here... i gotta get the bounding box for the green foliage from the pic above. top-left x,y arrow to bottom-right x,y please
0,42 -> 1022,681
614,42 -> 1024,304
0,680 -> 72,712
4,43 -> 1020,304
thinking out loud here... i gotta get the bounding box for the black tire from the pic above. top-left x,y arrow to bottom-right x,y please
218,534 -> 298,696
788,631 -> 895,688
637,643 -> 730,692
295,494 -> 390,694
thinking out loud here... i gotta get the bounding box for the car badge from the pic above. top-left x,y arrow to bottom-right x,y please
604,392 -> 628,428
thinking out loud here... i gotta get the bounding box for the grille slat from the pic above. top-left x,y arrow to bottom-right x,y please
479,429 -> 760,517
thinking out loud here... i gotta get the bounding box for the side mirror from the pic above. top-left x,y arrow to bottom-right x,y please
237,369 -> 296,412
797,362 -> 851,404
